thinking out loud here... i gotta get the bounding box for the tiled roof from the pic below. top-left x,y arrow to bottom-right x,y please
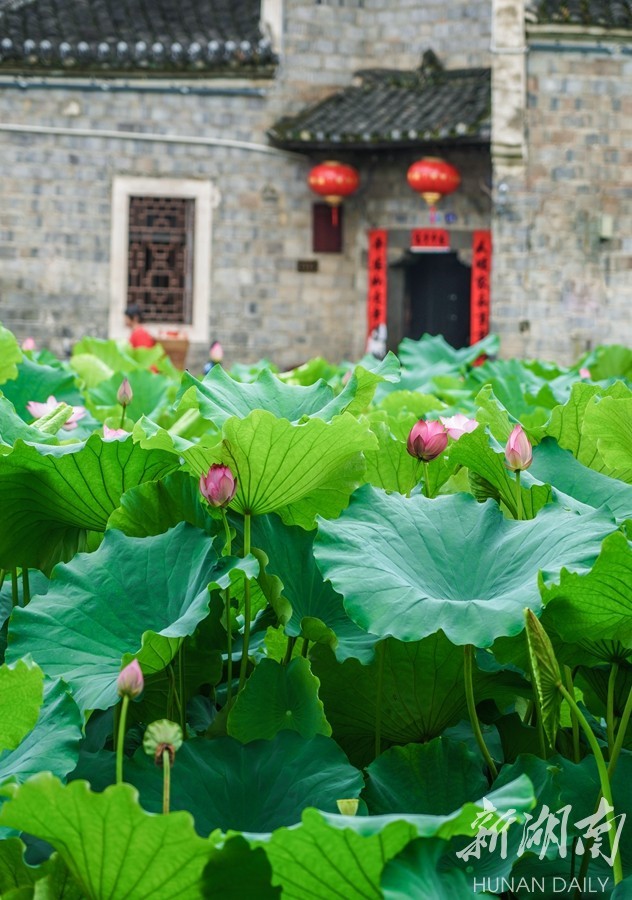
0,0 -> 276,74
528,0 -> 632,28
268,63 -> 491,152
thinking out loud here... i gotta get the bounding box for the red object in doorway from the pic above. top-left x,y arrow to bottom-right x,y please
367,229 -> 388,338
410,228 -> 451,251
470,231 -> 492,345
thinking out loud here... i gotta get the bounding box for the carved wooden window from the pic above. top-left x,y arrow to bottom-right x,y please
127,196 -> 194,324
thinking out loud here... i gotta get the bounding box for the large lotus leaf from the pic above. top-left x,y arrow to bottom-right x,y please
6,523 -> 257,711
76,732 -> 363,835
362,738 -> 487,816
389,333 -> 499,395
583,344 -> 632,381
363,418 -> 423,495
0,324 -> 22,384
613,877 -> 632,899
227,658 -> 331,742
201,835 -> 281,899
107,470 -> 212,537
541,531 -> 632,647
0,570 -> 49,632
87,369 -> 174,424
0,658 -> 44,752
186,410 -> 375,528
249,513 -> 378,663
542,381 -> 631,473
0,675 -> 82,824
381,838 -> 473,899
525,610 -> 562,749
465,358 -> 556,425
583,396 -> 632,484
530,438 -> 632,522
255,776 -> 534,900
0,775 -> 213,900
449,425 -> 552,519
70,336 -> 164,373
0,434 -> 179,572
1,357 -> 83,420
311,636 -> 528,768
314,486 -> 613,648
0,396 -> 62,449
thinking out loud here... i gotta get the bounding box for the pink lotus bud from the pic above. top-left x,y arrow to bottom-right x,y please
117,378 -> 133,407
406,419 -> 448,462
117,659 -> 144,699
21,337 -> 36,351
26,396 -> 86,430
103,425 -> 129,440
439,413 -> 479,441
504,424 -> 533,472
209,341 -> 224,364
579,367 -> 591,379
199,464 -> 238,508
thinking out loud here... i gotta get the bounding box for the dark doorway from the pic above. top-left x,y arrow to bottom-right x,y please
404,251 -> 471,348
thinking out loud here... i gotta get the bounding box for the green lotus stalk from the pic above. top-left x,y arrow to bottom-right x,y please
608,682 -> 632,778
116,695 -> 130,786
423,461 -> 431,499
116,660 -> 144,785
283,636 -> 296,665
514,469 -> 523,521
221,509 -> 234,705
559,682 -> 623,885
564,666 -> 580,764
162,748 -> 171,814
143,719 -> 183,815
464,644 -> 498,779
606,662 -> 618,758
21,568 -> 30,606
238,512 -> 252,695
11,569 -> 18,608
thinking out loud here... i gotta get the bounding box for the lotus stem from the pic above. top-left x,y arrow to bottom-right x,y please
162,748 -> 171,814
116,694 -> 130,785
221,510 -> 234,705
119,405 -> 126,429
238,512 -> 252,694
21,568 -> 30,606
608,682 -> 632,779
178,644 -> 186,738
464,644 -> 498,779
423,461 -> 431,499
0,569 -> 4,591
283,636 -> 296,666
514,470 -> 523,521
607,662 -> 618,758
11,569 -> 19,608
375,641 -> 385,758
564,666 -> 581,764
559,683 -> 622,884
301,637 -> 310,658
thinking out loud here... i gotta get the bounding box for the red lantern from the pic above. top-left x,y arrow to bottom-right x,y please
407,157 -> 460,221
307,161 -> 360,226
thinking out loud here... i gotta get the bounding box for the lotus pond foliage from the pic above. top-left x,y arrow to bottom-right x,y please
0,322 -> 631,898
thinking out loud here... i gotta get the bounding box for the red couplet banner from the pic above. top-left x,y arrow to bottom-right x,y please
367,229 -> 388,338
470,231 -> 492,345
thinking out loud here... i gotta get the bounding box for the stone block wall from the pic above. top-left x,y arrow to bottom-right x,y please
492,40 -> 632,364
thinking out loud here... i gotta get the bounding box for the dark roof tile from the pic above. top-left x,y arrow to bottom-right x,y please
0,0 -> 276,73
268,64 -> 491,151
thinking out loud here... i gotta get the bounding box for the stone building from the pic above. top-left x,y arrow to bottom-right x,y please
0,0 -> 629,369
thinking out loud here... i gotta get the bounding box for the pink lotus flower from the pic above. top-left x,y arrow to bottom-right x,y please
103,425 -> 129,440
209,341 -> 224,364
406,419 -> 448,462
26,396 -> 87,430
21,337 -> 36,351
117,660 -> 144,699
504,424 -> 533,472
116,377 -> 133,407
439,414 -> 479,441
199,464 -> 238,508
579,367 -> 591,379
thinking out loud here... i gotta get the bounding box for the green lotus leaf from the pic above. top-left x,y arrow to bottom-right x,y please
583,344 -> 632,381
70,336 -> 164,373
201,835 -> 281,899
314,486 -> 612,647
0,838 -> 41,896
363,418 -> 422,495
0,396 -> 63,450
389,333 -> 498,395
0,675 -> 82,825
0,434 -> 179,572
311,637 -> 528,768
582,396 -> 632,484
0,325 -> 22,385
525,610 -> 562,749
541,531 -> 632,647
362,737 -> 487,816
0,774 -> 213,900
88,369 -> 174,424
76,732 -> 363,835
255,776 -> 533,900
249,513 -> 378,663
187,410 -> 375,528
1,357 -> 83,421
227,658 -> 331,742
449,426 -> 551,519
6,523 -> 258,711
0,658 -> 44,752
530,438 -> 632,522
381,838 -> 473,899
107,470 -> 212,537
542,381 -> 631,474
